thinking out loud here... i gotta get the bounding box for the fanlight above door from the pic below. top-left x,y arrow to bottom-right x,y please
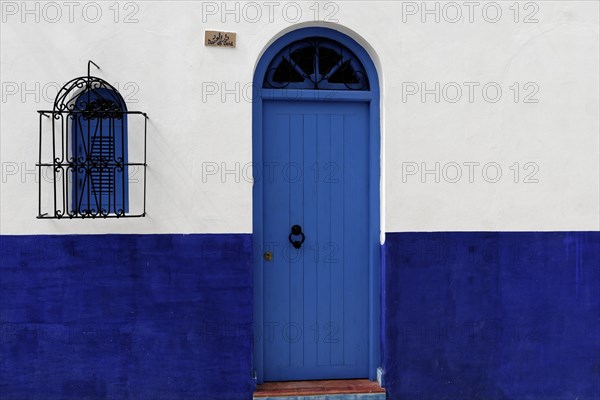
263,37 -> 370,91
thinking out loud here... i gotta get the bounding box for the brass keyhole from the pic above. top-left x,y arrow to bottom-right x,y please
263,251 -> 273,261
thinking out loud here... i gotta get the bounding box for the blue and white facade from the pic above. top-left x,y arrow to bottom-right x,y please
1,2 -> 599,399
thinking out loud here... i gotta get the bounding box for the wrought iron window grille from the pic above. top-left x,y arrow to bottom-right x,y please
263,37 -> 369,91
37,61 -> 148,219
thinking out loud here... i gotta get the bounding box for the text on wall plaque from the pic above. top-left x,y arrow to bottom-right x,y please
205,31 -> 236,48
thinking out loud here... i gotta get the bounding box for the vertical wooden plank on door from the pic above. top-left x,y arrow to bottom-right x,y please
343,104 -> 370,370
329,113 -> 345,366
302,113 -> 318,371
263,104 -> 291,376
289,113 -> 304,366
316,113 -> 332,367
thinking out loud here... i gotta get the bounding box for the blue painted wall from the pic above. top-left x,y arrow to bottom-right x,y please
2,232 -> 599,399
382,232 -> 600,400
1,234 -> 254,400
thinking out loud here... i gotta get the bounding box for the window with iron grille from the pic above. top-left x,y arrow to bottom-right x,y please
37,61 -> 148,219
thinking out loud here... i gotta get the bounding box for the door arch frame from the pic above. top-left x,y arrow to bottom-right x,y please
252,26 -> 381,383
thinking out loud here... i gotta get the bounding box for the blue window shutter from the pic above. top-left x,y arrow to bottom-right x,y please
71,88 -> 128,216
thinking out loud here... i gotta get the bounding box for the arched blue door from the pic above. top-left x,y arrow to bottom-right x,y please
253,28 -> 380,382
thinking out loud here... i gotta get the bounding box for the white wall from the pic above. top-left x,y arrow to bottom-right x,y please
1,1 -> 598,235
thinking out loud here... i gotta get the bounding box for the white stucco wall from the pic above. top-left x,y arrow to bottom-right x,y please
1,1 -> 598,235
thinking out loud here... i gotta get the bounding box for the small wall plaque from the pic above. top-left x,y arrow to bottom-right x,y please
205,31 -> 236,48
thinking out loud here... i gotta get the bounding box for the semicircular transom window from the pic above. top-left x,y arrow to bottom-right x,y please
263,37 -> 369,91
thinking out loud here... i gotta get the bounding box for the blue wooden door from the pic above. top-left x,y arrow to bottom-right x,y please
262,100 -> 370,381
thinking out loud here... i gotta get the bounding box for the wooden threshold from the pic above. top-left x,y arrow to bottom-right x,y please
254,379 -> 385,397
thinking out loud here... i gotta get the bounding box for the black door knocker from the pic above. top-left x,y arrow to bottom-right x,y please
289,225 -> 305,249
